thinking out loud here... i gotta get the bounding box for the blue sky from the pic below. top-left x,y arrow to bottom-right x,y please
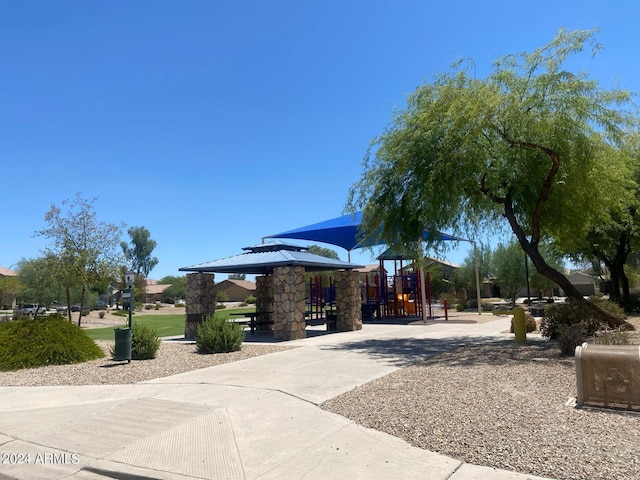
1,0 -> 639,280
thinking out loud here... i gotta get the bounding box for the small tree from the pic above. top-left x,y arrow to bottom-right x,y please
492,242 -> 527,305
121,226 -> 159,278
35,194 -> 123,325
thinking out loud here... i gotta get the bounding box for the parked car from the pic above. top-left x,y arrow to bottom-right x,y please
14,304 -> 46,316
174,299 -> 186,306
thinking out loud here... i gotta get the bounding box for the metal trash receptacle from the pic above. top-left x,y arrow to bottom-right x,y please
113,327 -> 132,363
575,343 -> 640,411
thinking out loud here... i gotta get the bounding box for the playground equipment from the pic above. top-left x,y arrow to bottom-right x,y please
360,253 -> 449,321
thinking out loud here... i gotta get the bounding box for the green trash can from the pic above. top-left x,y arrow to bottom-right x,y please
113,327 -> 132,363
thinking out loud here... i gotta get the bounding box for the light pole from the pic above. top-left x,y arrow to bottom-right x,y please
125,271 -> 135,329
114,271 -> 135,363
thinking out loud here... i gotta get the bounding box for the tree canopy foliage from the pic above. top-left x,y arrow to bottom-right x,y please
34,194 -> 123,325
348,29 -> 638,327
121,226 -> 159,278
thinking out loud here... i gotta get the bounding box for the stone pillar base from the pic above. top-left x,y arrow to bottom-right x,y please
185,313 -> 206,340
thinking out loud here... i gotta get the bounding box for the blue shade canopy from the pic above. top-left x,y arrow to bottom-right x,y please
179,241 -> 364,275
265,212 -> 461,252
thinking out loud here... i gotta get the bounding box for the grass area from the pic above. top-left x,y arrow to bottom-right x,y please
84,307 -> 257,341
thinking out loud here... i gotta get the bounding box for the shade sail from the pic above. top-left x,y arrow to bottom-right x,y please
179,241 -> 364,275
265,211 -> 461,252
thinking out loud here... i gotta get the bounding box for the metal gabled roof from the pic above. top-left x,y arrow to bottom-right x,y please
179,241 -> 363,275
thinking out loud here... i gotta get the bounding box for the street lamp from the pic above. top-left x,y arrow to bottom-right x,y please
113,271 -> 135,363
125,271 -> 135,329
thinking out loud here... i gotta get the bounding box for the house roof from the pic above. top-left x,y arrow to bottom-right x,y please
0,266 -> 17,277
180,241 -> 363,275
218,279 -> 256,290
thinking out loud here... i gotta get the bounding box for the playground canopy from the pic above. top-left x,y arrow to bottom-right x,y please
265,212 -> 482,316
264,211 -> 462,255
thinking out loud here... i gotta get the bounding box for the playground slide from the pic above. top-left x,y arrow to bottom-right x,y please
397,294 -> 416,315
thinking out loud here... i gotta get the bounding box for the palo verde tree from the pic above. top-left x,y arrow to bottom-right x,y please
35,194 -> 123,325
348,29 -> 638,329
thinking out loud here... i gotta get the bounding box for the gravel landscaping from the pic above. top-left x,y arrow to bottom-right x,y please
1,314 -> 638,480
0,341 -> 291,386
322,330 -> 640,480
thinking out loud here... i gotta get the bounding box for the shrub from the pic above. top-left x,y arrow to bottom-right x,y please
540,298 -> 628,355
99,311 -> 106,319
112,309 -> 129,317
510,313 -> 537,333
455,299 -> 467,311
540,301 -> 605,340
144,304 -> 153,310
154,303 -> 161,310
438,293 -> 456,308
589,296 -> 626,318
216,291 -> 229,303
0,316 -> 104,371
196,314 -> 244,354
130,322 -> 161,360
481,302 -> 494,312
591,326 -> 632,345
244,295 -> 257,304
557,323 -> 586,356
618,292 -> 640,314
217,303 -> 227,309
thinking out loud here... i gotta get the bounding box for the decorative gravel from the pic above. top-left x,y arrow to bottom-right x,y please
322,340 -> 640,480
0,341 -> 291,386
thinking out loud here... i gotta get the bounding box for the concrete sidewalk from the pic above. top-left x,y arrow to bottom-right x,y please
0,317 -> 554,480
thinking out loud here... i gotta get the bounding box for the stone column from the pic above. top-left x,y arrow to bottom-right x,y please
335,270 -> 362,331
184,272 -> 216,340
272,266 -> 306,341
255,275 -> 274,331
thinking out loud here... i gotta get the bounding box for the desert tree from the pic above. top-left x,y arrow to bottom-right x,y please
348,29 -> 638,328
35,194 -> 123,325
121,226 -> 159,278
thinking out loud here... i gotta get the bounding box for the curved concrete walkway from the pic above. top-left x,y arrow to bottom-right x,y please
0,317 -> 554,480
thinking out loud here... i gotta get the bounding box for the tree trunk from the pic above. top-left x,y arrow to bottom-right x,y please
77,285 -> 85,327
65,288 -> 72,322
503,199 -> 633,330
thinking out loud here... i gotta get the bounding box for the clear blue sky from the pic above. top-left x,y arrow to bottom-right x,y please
1,1 -> 639,280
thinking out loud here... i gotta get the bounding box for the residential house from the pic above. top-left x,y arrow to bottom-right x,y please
214,279 -> 256,302
0,266 -> 18,310
145,279 -> 172,303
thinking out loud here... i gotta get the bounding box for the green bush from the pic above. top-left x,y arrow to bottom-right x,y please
540,301 -> 605,340
196,314 -> 244,354
510,313 -> 538,333
0,316 -> 104,371
216,291 -> 229,302
144,304 -> 153,310
455,303 -> 466,312
154,303 -> 161,310
540,298 -> 628,355
244,295 -> 257,304
130,322 -> 161,360
438,293 -> 456,309
481,302 -> 494,312
217,303 -> 227,309
557,323 -> 586,356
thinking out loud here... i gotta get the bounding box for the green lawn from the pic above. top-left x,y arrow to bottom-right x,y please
84,307 -> 256,341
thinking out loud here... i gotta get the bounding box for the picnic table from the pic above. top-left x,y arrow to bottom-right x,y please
229,311 -> 274,334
